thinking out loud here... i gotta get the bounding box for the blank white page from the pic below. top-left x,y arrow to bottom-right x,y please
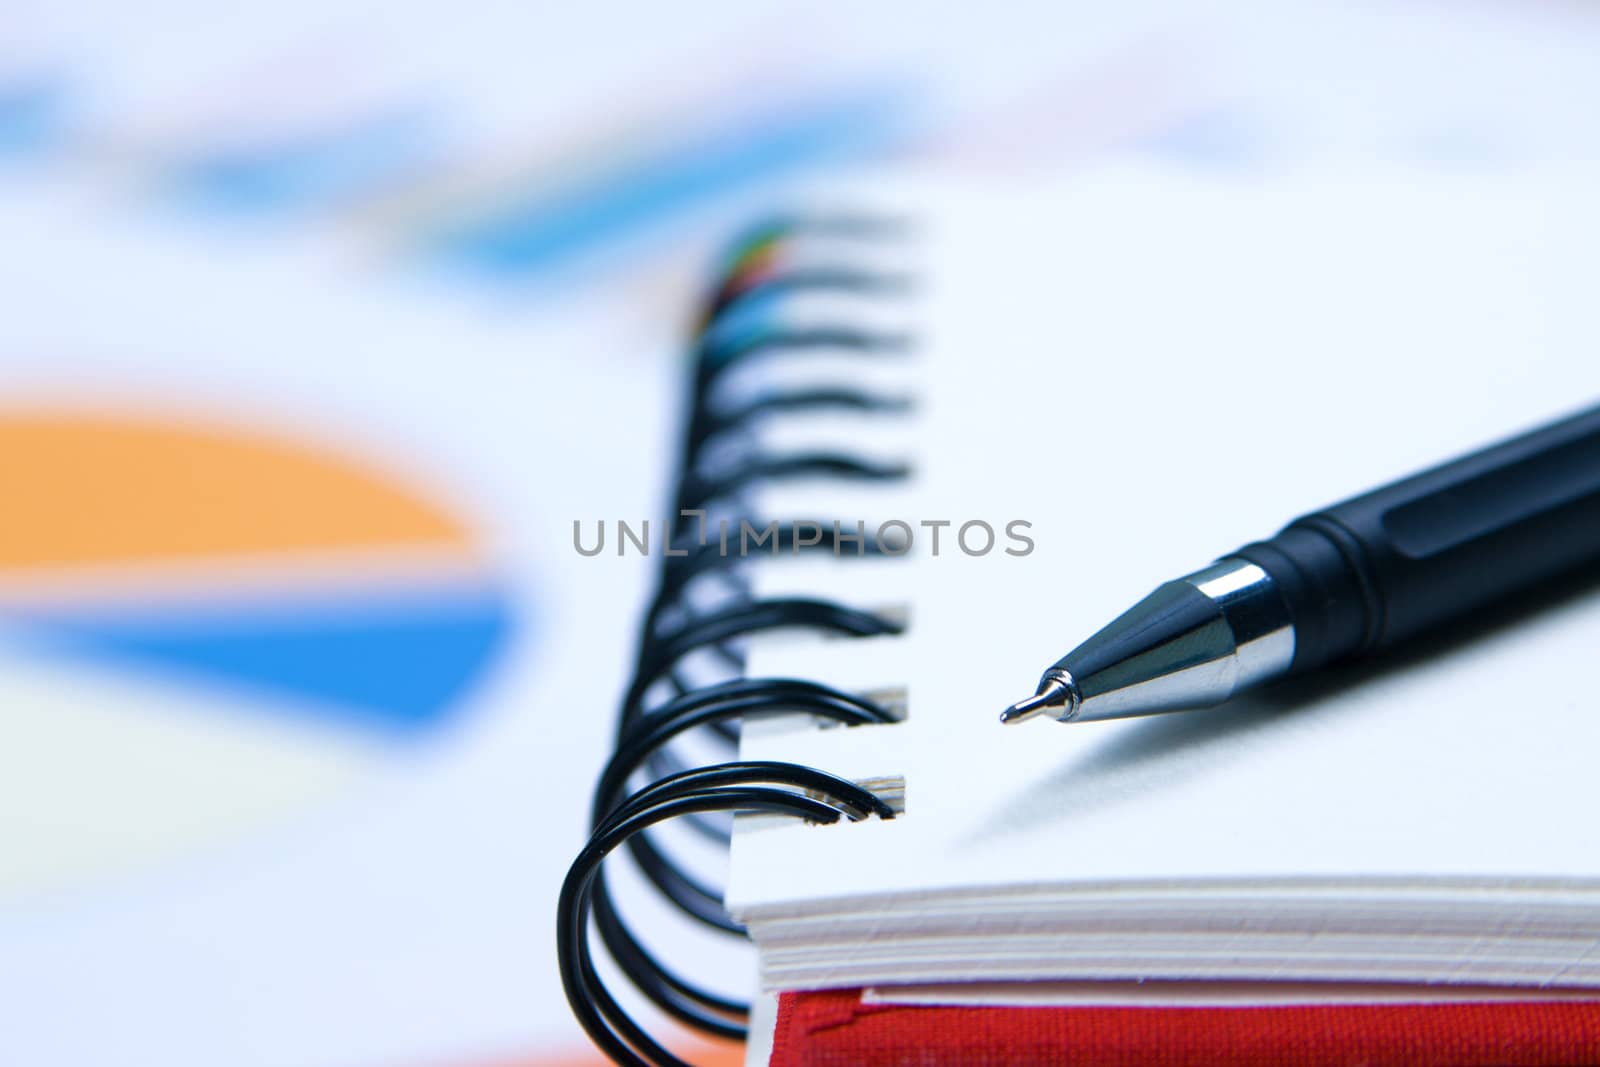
727,165 -> 1600,921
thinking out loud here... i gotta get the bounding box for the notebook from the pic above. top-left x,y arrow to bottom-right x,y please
761,986 -> 1600,1067
561,164 -> 1600,1067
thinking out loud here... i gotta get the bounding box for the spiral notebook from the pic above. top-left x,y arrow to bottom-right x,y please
563,165 -> 1600,1067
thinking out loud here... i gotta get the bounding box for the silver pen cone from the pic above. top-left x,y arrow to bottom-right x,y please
1003,560 -> 1295,727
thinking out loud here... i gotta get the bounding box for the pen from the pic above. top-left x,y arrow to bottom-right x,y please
1002,403 -> 1600,726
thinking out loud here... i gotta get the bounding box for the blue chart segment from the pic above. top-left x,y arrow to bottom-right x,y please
0,79 -> 66,157
424,83 -> 912,276
13,582 -> 513,734
163,108 -> 438,216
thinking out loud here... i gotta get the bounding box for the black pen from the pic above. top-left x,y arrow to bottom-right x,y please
1002,403 -> 1600,726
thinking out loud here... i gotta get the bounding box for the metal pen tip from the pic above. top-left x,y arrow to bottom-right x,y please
999,677 -> 1073,725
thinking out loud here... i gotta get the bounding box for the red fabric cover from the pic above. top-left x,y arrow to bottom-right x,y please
771,988 -> 1600,1067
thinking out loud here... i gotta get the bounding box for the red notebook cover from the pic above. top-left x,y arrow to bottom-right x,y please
771,988 -> 1600,1067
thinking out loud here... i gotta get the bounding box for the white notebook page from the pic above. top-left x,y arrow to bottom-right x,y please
726,167 -> 1600,955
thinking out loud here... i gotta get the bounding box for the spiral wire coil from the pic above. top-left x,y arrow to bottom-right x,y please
559,216 -> 914,1067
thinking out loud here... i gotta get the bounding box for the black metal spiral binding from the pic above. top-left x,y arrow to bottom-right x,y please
559,215 -> 913,1067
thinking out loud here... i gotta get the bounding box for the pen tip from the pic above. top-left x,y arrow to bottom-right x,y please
999,678 -> 1072,725
998,700 -> 1046,725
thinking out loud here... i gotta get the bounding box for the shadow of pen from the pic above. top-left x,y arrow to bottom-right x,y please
971,552 -> 1600,841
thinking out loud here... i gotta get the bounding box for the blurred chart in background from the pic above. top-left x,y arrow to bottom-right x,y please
0,411 -> 511,895
1,2 -> 1598,1066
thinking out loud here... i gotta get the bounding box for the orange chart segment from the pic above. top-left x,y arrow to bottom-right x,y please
0,412 -> 473,574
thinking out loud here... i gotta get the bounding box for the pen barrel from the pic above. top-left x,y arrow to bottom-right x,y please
1234,403 -> 1600,674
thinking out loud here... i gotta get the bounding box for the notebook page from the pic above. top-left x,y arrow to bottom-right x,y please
728,166 -> 1600,915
